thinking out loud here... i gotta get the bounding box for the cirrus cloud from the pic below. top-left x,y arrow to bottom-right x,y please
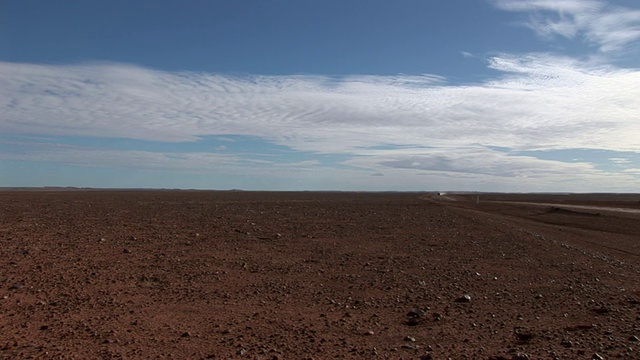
491,0 -> 640,53
1,55 -> 639,154
1,52 -> 639,191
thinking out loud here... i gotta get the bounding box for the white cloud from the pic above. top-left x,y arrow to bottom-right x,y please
491,0 -> 603,13
343,146 -> 640,191
1,55 -> 639,191
345,146 -> 599,182
1,57 -> 639,154
0,143 -> 328,178
491,0 -> 640,53
610,157 -> 631,164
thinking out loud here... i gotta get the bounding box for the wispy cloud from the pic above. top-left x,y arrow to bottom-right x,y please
1,54 -> 639,191
0,141 -> 330,178
610,157 -> 631,164
1,57 -> 639,153
491,0 -> 640,53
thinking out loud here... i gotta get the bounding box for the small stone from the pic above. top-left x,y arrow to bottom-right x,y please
511,354 -> 530,360
592,353 -> 604,360
629,335 -> 639,342
534,294 -> 543,299
420,354 -> 433,360
406,308 -> 427,318
364,330 -> 374,336
404,336 -> 416,342
123,248 -> 131,254
455,294 -> 472,303
181,332 -> 191,338
8,283 -> 23,290
39,325 -> 49,330
561,340 -> 573,348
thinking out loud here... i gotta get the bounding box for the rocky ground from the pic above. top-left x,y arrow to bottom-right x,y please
0,190 -> 639,359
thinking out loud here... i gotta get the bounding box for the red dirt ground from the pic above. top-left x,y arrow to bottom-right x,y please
1,191 -> 639,359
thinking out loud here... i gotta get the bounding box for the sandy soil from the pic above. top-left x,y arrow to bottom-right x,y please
1,191 -> 639,359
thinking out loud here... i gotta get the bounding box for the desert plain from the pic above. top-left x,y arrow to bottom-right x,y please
1,190 -> 639,359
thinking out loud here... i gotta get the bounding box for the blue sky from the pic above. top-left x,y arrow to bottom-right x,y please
1,0 -> 639,191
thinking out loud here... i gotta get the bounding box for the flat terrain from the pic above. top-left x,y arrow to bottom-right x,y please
1,191 -> 639,359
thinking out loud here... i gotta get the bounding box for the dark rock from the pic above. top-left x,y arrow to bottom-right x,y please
406,307 -> 428,326
455,294 -> 471,303
8,283 -> 23,290
406,317 -> 421,326
406,308 -> 427,318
